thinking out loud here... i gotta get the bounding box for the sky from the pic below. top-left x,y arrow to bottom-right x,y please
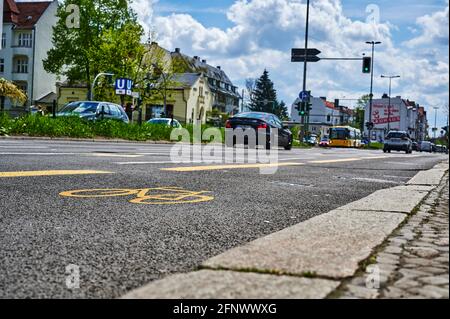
131,0 -> 449,131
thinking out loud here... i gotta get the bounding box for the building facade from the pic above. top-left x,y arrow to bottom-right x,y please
364,96 -> 428,142
0,0 -> 58,112
142,44 -> 240,123
290,96 -> 353,136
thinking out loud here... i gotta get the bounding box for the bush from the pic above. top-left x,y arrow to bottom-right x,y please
363,142 -> 384,150
0,114 -> 226,143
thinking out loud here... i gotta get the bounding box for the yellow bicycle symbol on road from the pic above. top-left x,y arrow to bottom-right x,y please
59,187 -> 214,205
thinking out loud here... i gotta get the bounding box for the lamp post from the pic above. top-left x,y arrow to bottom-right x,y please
90,72 -> 114,101
381,75 -> 400,133
365,41 -> 381,146
433,106 -> 439,139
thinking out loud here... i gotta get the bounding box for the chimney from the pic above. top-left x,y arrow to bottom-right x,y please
194,56 -> 199,60
217,66 -> 221,70
174,48 -> 181,53
151,41 -> 158,46
202,59 -> 207,63
320,96 -> 326,101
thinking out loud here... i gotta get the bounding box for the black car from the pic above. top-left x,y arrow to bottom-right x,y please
412,141 -> 419,151
57,101 -> 130,123
225,112 -> 293,150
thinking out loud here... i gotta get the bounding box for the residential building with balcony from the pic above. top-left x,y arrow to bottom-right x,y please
1,0 -> 58,112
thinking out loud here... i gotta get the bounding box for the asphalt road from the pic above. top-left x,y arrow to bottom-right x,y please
0,138 -> 446,298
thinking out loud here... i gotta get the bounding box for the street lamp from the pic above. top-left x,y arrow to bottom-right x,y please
381,75 -> 400,133
365,41 -> 381,146
433,106 -> 440,139
90,72 -> 114,101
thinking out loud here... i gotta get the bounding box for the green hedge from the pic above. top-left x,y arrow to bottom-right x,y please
0,113 -> 226,142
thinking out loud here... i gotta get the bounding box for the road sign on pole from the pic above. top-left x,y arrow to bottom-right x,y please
115,78 -> 134,96
299,90 -> 310,102
291,48 -> 321,62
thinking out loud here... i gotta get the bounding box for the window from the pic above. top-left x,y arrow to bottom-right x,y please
0,59 -> 4,73
18,33 -> 32,47
14,57 -> 28,73
1,33 -> 5,48
15,82 -> 27,92
199,87 -> 204,97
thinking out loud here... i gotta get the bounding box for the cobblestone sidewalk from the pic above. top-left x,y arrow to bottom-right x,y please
337,173 -> 449,299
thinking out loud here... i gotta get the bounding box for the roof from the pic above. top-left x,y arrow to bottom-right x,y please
35,91 -> 56,103
3,0 -> 52,28
169,73 -> 201,89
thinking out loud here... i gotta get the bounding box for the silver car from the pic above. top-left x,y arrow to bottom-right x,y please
419,141 -> 433,153
383,131 -> 413,154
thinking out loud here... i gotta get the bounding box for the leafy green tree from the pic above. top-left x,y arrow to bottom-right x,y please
248,70 -> 288,119
43,0 -> 143,98
353,94 -> 370,131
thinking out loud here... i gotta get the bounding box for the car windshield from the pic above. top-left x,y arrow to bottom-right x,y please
321,136 -> 329,141
60,102 -> 98,114
149,119 -> 171,125
234,112 -> 270,120
387,132 -> 406,139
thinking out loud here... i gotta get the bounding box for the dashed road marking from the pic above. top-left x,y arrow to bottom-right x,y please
161,162 -> 304,172
0,170 -> 113,178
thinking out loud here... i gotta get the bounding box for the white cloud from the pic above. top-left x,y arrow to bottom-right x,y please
404,4 -> 449,48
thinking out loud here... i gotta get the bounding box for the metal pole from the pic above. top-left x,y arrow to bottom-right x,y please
368,43 -> 375,146
300,0 -> 310,142
388,77 -> 391,132
434,107 -> 438,139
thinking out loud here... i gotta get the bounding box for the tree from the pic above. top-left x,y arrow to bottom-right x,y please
43,0 -> 143,98
248,70 -> 288,119
353,94 -> 370,131
0,78 -> 27,112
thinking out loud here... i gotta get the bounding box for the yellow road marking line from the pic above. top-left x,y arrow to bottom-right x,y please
161,162 -> 304,172
0,170 -> 113,178
308,158 -> 362,164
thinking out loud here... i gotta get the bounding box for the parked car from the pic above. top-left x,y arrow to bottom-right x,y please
383,131 -> 413,154
319,136 -> 330,147
412,141 -> 419,151
419,141 -> 433,153
304,135 -> 318,146
57,101 -> 129,123
147,118 -> 182,128
225,112 -> 293,150
435,145 -> 448,154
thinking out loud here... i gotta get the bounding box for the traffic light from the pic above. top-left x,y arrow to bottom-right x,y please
365,121 -> 374,130
362,57 -> 371,73
299,102 -> 306,116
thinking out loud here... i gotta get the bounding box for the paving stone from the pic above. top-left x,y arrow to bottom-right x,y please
345,284 -> 379,299
382,286 -> 411,298
384,246 -> 403,254
393,278 -> 421,290
406,247 -> 440,258
418,275 -> 449,286
409,285 -> 449,299
417,267 -> 448,275
122,270 -> 340,299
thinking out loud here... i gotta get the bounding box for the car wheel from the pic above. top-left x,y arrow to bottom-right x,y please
383,149 -> 387,153
284,137 -> 293,151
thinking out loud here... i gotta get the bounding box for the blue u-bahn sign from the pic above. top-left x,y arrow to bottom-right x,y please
115,78 -> 133,96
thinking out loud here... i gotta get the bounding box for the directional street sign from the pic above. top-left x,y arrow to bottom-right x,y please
292,48 -> 321,56
291,48 -> 321,62
299,90 -> 310,102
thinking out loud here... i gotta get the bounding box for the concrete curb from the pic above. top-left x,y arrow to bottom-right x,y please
121,160 -> 449,299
